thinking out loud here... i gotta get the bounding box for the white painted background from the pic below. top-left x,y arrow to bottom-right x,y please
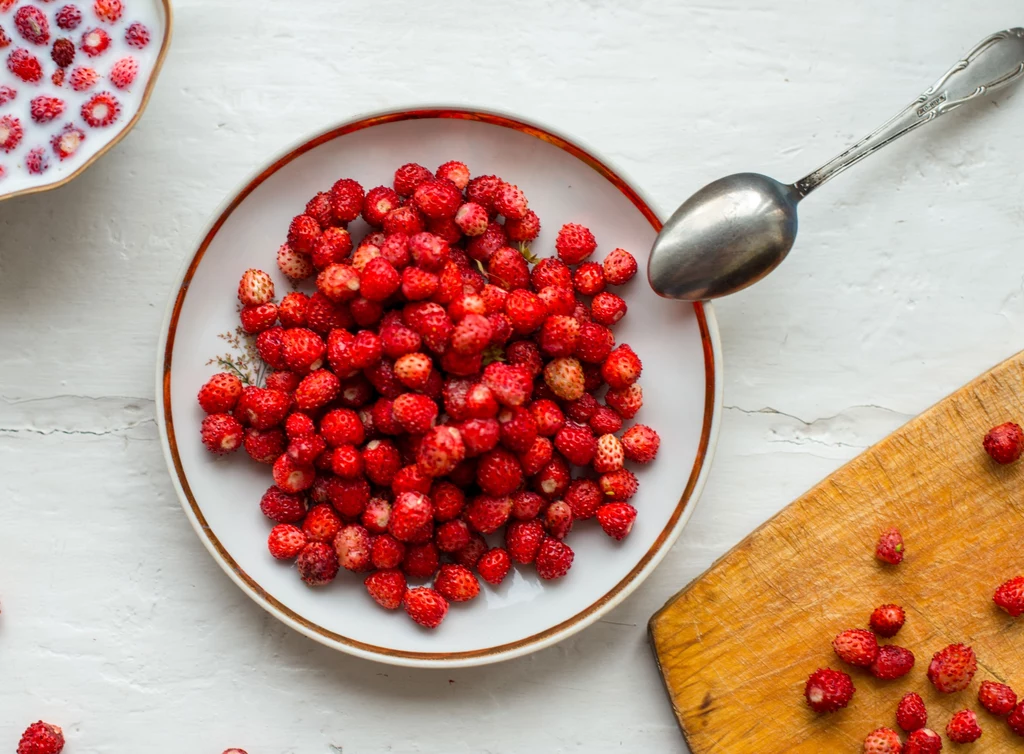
2,1 -> 1022,751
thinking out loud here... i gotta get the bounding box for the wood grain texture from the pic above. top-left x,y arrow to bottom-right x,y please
650,351 -> 1024,753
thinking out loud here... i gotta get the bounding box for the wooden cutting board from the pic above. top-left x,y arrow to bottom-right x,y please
650,351 -> 1024,753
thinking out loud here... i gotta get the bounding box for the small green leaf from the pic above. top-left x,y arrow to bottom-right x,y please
482,345 -> 506,366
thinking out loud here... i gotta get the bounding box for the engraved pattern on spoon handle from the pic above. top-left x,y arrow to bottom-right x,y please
793,28 -> 1024,198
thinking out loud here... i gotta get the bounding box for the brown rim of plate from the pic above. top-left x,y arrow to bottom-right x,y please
0,0 -> 174,204
162,108 -> 717,662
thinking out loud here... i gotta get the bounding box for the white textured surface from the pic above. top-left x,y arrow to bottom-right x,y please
1,1 -> 1022,750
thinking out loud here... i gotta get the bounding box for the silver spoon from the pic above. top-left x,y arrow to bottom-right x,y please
648,28 -> 1024,301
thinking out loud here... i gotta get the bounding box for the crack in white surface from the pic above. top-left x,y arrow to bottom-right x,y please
0,394 -> 156,438
724,403 -> 911,425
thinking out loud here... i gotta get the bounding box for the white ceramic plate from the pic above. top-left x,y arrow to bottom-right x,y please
156,108 -> 722,668
0,0 -> 172,202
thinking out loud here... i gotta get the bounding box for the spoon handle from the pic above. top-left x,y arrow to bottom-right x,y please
793,28 -> 1024,197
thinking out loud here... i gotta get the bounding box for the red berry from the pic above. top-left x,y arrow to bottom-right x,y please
79,27 -> 110,56
983,421 -> 1024,463
259,486 -> 306,524
335,523 -> 372,572
24,146 -> 49,175
17,722 -> 64,754
394,162 -> 433,196
482,362 -> 533,408
589,406 -> 623,435
862,728 -> 902,754
244,428 -> 287,464
876,526 -> 905,565
544,499 -> 573,539
544,357 -> 585,401
576,322 -> 615,365
832,628 -> 879,667
599,468 -> 638,500
435,160 -> 469,188
383,205 -> 426,236
602,248 -> 637,285
124,21 -> 150,47
7,48 -> 42,82
69,65 -> 97,90
1009,702 -> 1024,736
197,372 -> 243,413
434,563 -> 480,602
365,568 -> 406,610
15,6 -> 50,45
621,424 -> 659,463
591,291 -> 627,326
534,456 -> 571,499
506,519 -> 545,564
573,262 -> 605,295
0,114 -> 23,153
362,185 -> 401,227
268,524 -> 306,560
596,502 -> 637,540
555,222 -> 597,264
109,55 -> 137,89
493,181 -> 528,219
239,302 -> 278,333
487,246 -> 530,290
272,454 -> 315,494
978,680 -> 1017,716
81,90 -> 120,127
504,209 -> 540,242
404,586 -> 448,628
554,422 -> 596,466
0,87 -> 14,107
871,645 -> 915,679
994,575 -> 1024,617
927,643 -> 977,693
897,692 -> 928,732
904,728 -> 942,754
564,478 -> 602,520
475,449 -> 522,497
946,709 -> 982,744
370,534 -> 404,570
201,413 -> 243,454
94,0 -> 124,22
417,425 -> 465,478
804,668 -> 855,713
57,6 -> 85,31
535,537 -> 573,580
330,177 -> 364,223
869,604 -> 905,637
297,541 -> 339,586
302,503 -> 341,544
389,491 -> 433,542
413,179 -> 462,220
50,37 -> 75,66
476,547 -> 511,585
454,201 -> 489,236
50,123 -> 86,160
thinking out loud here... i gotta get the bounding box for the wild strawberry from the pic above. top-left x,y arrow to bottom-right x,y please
297,541 -> 339,586
109,55 -> 137,89
68,65 -> 97,90
327,444 -> 361,478
351,241 -> 381,273
259,486 -> 306,524
896,692 -> 928,733
521,434 -> 554,476
493,180 -> 528,219
876,527 -> 905,565
330,177 -> 364,223
278,247 -> 314,283
591,291 -> 627,326
502,289 -> 545,334
413,179 -> 462,219
475,449 -> 522,497
274,292 -> 309,329
328,477 -> 371,518
317,263 -> 361,302
320,408 -> 365,447
244,427 -> 286,463
310,226 -> 351,270
592,502 -> 636,541
79,27 -> 110,56
978,680 -> 1017,716
574,324 -> 614,367
589,406 -> 623,436
17,722 -> 64,754
240,302 -> 278,333
389,393 -> 436,434
0,86 -> 13,106
495,407 -> 536,455
544,500 -> 573,539
463,493 -> 511,536
871,645 -> 915,679
602,248 -> 638,285
487,246 -> 530,290
509,489 -> 544,521
354,440 -> 398,488
383,204 -> 425,236
599,468 -> 638,500
393,162 -> 432,196
540,357 -> 583,402
94,0 -> 124,22
281,328 -> 325,373
832,628 -> 879,667
15,6 -> 49,45
869,604 -> 905,637
80,90 -> 119,126
364,568 -> 406,610
400,265 -> 438,301
0,26 -> 9,50
361,184 -> 400,227
354,256 -> 398,302
459,417 -> 499,457
416,425 -> 465,478
905,729 -> 942,754
430,519 -> 468,554
268,524 -> 306,560
283,215 -> 319,256
370,534 -> 404,569
984,421 -> 1024,463
504,209 -> 540,242
994,575 -> 1024,617
448,292 -> 487,321
24,146 -> 49,175
389,491 -> 433,542
446,533 -> 484,570
557,481 -> 598,523
555,424 -> 598,468
50,123 -> 85,160
334,524 -> 372,572
573,262 -> 605,296
432,160 -> 468,188
621,424 -> 659,463
51,37 -> 74,66
453,201 -> 488,236
862,728 -> 902,754
7,48 -> 42,82
57,6 -> 85,31
301,503 -> 341,544
1009,702 -> 1024,736
480,362 -> 531,407
390,352 -> 430,391
535,537 -> 573,580
292,369 -> 338,411
534,456 -> 571,499
347,329 -> 382,369
555,223 -> 597,264
435,563 -> 480,602
197,372 -> 243,413
124,21 -> 150,47
272,453 -> 315,494
460,173 -> 496,210
945,709 -> 982,744
536,315 -> 578,358
928,643 -> 976,692
804,668 -> 855,713
601,345 -> 642,389
476,547 -> 511,585
498,519 -> 544,567
201,413 -> 243,454
404,586 -> 448,628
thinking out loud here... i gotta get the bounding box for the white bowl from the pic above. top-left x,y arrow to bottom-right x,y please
156,107 -> 722,668
0,0 -> 172,202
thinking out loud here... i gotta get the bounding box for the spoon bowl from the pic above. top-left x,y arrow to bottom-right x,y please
648,173 -> 799,300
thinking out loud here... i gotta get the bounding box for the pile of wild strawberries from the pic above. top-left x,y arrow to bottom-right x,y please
195,160 -> 660,630
1,0 -> 152,178
803,422 -> 1024,752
